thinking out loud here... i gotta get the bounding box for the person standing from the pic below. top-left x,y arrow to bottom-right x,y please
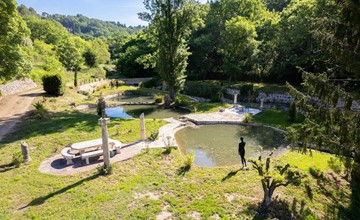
238,137 -> 247,168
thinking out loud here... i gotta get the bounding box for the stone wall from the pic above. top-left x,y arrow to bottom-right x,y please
0,78 -> 37,96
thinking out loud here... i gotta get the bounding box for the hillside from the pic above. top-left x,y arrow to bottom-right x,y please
17,4 -> 144,40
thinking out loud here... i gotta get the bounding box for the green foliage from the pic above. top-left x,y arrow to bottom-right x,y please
222,16 -> 259,81
148,131 -> 159,141
32,101 -> 48,119
183,81 -> 223,101
154,94 -> 164,104
116,32 -> 156,78
183,151 -> 195,170
143,77 -> 160,88
249,151 -> 302,207
140,0 -> 203,100
289,101 -> 297,123
97,164 -> 113,175
243,113 -> 253,123
0,0 -> 32,81
42,73 -> 65,96
12,151 -> 23,167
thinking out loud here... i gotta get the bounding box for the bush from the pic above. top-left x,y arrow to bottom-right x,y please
184,81 -> 224,102
143,78 -> 160,88
12,152 -> 23,167
42,73 -> 65,96
240,84 -> 254,95
183,151 -> 195,170
148,131 -> 159,141
33,101 -> 47,119
154,94 -> 164,103
243,113 -> 253,123
97,164 -> 113,175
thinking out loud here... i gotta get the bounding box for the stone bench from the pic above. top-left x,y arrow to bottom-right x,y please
81,149 -> 104,164
61,147 -> 76,165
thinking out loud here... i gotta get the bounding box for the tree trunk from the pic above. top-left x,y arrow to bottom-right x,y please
74,70 -> 78,87
263,184 -> 276,208
169,86 -> 176,102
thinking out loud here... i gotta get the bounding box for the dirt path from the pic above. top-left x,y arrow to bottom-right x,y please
0,88 -> 43,142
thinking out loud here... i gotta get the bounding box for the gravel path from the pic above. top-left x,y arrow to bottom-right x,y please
0,88 -> 43,142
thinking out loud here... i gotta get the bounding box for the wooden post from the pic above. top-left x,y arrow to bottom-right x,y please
98,118 -> 111,171
140,113 -> 146,141
21,141 -> 30,163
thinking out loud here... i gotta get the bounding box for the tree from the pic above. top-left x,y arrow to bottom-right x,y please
249,151 -> 302,208
57,37 -> 84,86
139,0 -> 202,102
0,0 -> 32,82
222,16 -> 259,82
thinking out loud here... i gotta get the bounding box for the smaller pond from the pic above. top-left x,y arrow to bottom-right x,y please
109,95 -> 154,103
175,124 -> 287,167
105,105 -> 190,119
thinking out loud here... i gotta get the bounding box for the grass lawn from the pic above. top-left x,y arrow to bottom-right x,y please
253,109 -> 304,130
0,85 -> 354,219
0,109 -> 351,219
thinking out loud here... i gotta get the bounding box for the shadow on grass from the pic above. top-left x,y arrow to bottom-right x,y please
221,169 -> 241,182
177,165 -> 190,176
0,111 -> 101,146
0,162 -> 16,173
20,173 -> 100,209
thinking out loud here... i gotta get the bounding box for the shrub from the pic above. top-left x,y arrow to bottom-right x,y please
33,101 -> 47,119
12,152 -> 23,167
240,84 -> 254,96
183,151 -> 195,170
138,81 -> 144,88
154,94 -> 164,103
148,131 -> 159,141
42,73 -> 65,96
143,78 -> 160,88
243,113 -> 253,123
97,164 -> 112,175
183,81 -> 223,102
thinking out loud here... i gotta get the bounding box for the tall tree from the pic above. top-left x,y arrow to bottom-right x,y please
222,16 -> 259,82
139,0 -> 202,101
57,37 -> 84,86
0,0 -> 31,82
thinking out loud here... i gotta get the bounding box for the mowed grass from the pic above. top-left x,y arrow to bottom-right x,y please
253,109 -> 304,130
0,111 -> 351,219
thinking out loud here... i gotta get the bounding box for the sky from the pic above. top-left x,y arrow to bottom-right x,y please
16,0 -> 207,27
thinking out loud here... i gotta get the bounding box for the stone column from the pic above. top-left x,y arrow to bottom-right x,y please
234,94 -> 238,104
21,141 -> 30,163
162,82 -> 167,91
140,113 -> 146,141
98,118 -> 111,170
260,98 -> 264,109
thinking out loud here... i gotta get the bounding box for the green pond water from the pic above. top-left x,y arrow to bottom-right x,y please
109,95 -> 154,103
175,124 -> 286,167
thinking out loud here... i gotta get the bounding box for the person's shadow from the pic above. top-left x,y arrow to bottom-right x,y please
221,168 -> 241,182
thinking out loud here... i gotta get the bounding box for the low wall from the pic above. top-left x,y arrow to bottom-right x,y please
0,78 -> 37,95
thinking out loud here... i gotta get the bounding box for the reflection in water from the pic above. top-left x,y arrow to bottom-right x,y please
104,105 -> 190,119
175,124 -> 286,167
109,95 -> 154,103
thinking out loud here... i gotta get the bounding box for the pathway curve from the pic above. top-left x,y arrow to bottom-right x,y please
0,88 -> 43,142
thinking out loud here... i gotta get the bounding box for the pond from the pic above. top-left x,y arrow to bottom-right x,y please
108,95 -> 154,103
105,105 -> 190,119
175,124 -> 287,167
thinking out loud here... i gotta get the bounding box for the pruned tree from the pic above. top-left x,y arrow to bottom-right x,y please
249,151 -> 302,208
139,0 -> 202,102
